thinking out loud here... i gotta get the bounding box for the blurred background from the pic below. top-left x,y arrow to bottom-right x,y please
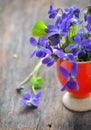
0,0 -> 91,129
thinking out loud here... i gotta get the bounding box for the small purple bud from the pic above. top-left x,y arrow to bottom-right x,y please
16,86 -> 24,93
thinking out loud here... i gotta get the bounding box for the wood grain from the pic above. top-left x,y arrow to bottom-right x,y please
0,0 -> 91,130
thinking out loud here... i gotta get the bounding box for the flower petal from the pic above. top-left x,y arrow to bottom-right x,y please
64,7 -> 70,13
87,15 -> 91,25
42,56 -> 54,67
36,49 -> 46,58
55,50 -> 64,59
85,24 -> 91,32
42,47 -> 52,54
60,31 -> 68,36
23,92 -> 32,100
59,66 -> 69,78
55,17 -> 62,26
39,36 -> 47,47
34,91 -> 42,99
70,48 -> 80,56
49,35 -> 60,45
30,50 -> 36,58
66,44 -> 75,50
19,99 -> 27,106
47,25 -> 58,31
48,5 -> 57,19
85,44 -> 91,52
48,32 -> 58,38
72,34 -> 81,42
61,81 -> 69,91
67,53 -> 75,62
68,80 -> 79,91
30,37 -> 37,46
47,60 -> 54,67
31,99 -> 39,107
42,57 -> 51,64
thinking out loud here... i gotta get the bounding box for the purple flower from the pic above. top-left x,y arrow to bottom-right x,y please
46,23 -> 67,43
64,6 -> 80,18
67,18 -> 82,26
48,5 -> 58,19
46,15 -> 70,40
84,9 -> 91,33
47,24 -> 60,37
55,17 -> 62,26
59,63 -> 79,91
49,34 -> 60,45
66,33 -> 91,60
86,24 -> 91,33
42,56 -> 55,67
85,15 -> 91,33
47,12 -> 81,43
46,17 -> 62,45
30,36 -> 51,58
63,6 -> 81,29
55,50 -> 75,62
87,15 -> 91,25
16,86 -> 24,93
84,12 -> 87,22
42,48 -> 75,67
19,91 -> 42,107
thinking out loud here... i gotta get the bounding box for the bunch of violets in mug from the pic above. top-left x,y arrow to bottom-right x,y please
17,1 -> 91,108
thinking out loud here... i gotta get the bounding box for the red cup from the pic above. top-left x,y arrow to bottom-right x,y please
56,59 -> 91,98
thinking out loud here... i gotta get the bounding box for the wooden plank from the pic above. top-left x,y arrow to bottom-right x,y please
0,0 -> 91,130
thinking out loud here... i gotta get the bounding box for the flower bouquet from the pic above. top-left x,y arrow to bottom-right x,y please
17,0 -> 91,111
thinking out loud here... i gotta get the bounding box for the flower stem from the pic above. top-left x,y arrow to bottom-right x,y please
16,60 -> 42,89
32,86 -> 36,95
81,5 -> 89,12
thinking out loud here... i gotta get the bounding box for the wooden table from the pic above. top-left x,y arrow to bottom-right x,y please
0,0 -> 91,129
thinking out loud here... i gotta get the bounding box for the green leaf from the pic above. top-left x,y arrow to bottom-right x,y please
87,52 -> 91,61
30,76 -> 43,89
32,20 -> 47,38
66,25 -> 78,44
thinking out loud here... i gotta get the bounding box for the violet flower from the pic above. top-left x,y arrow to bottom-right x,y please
84,4 -> 91,33
85,15 -> 91,33
48,5 -> 58,19
59,63 -> 79,91
66,31 -> 91,60
42,56 -> 55,67
19,91 -> 42,107
30,36 -> 51,58
16,86 -> 24,93
29,3 -> 91,93
47,11 -> 81,44
64,6 -> 80,18
55,50 -> 75,62
42,47 -> 75,67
